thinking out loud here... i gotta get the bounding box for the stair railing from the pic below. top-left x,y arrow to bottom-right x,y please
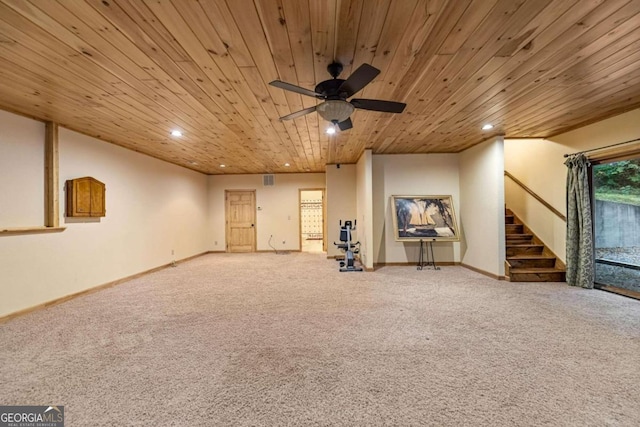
504,171 -> 567,222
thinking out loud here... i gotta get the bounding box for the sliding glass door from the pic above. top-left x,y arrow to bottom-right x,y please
593,157 -> 640,295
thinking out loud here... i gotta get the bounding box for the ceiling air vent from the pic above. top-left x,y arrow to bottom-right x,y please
263,174 -> 275,186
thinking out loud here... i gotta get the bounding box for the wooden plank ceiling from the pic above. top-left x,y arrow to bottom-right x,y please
1,0 -> 640,174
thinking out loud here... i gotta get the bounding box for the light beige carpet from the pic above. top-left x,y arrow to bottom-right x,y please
1,253 -> 639,426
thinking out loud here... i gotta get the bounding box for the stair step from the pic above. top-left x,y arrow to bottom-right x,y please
509,268 -> 566,282
507,255 -> 556,268
506,233 -> 533,240
506,224 -> 523,233
506,244 -> 544,256
504,207 -> 565,283
508,240 -> 535,246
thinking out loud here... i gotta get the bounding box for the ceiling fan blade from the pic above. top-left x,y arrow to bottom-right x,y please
279,106 -> 317,121
338,64 -> 380,97
337,117 -> 353,131
351,98 -> 406,113
269,80 -> 321,98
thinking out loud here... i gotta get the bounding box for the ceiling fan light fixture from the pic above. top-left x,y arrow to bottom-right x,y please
317,100 -> 354,123
326,126 -> 336,135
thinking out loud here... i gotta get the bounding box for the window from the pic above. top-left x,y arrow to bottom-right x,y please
592,157 -> 640,297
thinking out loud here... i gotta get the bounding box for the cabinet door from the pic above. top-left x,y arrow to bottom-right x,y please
90,179 -> 105,216
74,178 -> 92,215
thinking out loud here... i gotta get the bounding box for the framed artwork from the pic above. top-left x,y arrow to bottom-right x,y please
391,195 -> 459,241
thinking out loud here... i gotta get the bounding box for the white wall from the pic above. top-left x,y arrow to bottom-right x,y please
301,190 -> 323,201
356,150 -> 374,269
325,164 -> 357,258
0,110 -> 45,227
372,154 -> 461,265
460,137 -> 505,277
0,115 -> 209,317
207,173 -> 325,252
504,108 -> 640,262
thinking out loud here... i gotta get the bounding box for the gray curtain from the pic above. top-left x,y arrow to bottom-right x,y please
564,154 -> 594,288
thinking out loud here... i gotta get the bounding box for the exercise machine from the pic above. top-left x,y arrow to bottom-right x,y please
334,220 -> 363,272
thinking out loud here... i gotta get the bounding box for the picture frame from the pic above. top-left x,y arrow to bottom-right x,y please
391,195 -> 459,241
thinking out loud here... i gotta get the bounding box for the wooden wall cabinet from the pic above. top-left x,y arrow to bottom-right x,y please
65,177 -> 105,217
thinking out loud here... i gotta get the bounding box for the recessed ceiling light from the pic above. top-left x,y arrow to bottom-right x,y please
219,164 -> 226,168
326,127 -> 336,135
170,130 -> 183,137
482,124 -> 494,130
284,163 -> 290,167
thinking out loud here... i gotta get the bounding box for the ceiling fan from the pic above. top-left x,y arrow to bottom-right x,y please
269,62 -> 406,131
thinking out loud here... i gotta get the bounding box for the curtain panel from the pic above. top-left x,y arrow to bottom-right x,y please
565,154 -> 594,288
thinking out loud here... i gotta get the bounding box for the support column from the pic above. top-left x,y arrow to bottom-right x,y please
45,121 -> 59,227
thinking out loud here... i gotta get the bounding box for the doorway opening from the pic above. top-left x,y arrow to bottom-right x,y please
593,157 -> 640,298
299,189 -> 326,253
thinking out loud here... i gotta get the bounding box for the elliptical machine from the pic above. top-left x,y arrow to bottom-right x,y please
334,220 -> 363,272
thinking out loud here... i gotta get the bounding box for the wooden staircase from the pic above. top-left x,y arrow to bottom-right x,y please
505,209 -> 566,282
